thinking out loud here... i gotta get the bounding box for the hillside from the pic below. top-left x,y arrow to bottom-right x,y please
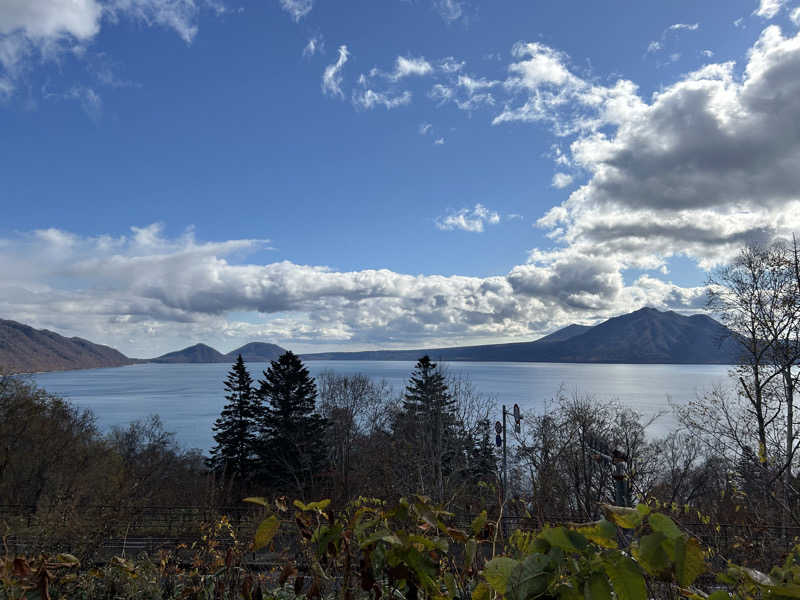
301,308 -> 740,364
0,319 -> 135,373
226,342 -> 286,363
151,343 -> 228,364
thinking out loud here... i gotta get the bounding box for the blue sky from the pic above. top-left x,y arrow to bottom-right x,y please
2,0 -> 800,356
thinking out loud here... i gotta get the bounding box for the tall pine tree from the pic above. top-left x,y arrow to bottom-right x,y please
398,356 -> 464,501
255,351 -> 328,497
207,355 -> 259,485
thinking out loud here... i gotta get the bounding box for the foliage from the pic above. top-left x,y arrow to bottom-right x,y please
255,351 -> 329,497
207,354 -> 260,485
10,491 -> 800,600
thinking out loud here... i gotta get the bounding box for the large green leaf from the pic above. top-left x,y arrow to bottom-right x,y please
538,527 -> 587,553
507,554 -> 550,600
601,505 -> 643,529
633,533 -> 670,577
586,572 -> 613,600
483,556 -> 519,596
673,536 -> 706,587
254,515 -> 280,551
472,582 -> 491,600
648,513 -> 682,540
574,520 -> 618,549
603,554 -> 647,600
471,510 -> 488,536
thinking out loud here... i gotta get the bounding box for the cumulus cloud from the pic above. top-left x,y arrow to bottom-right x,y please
754,0 -> 786,19
512,26 -> 800,272
551,173 -> 573,188
0,224 -> 709,356
0,0 -> 222,95
322,44 -> 349,98
436,204 -> 500,232
279,0 -> 313,21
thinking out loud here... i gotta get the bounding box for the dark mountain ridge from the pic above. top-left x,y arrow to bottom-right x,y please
151,341 -> 287,364
0,319 -> 135,373
301,308 -> 740,364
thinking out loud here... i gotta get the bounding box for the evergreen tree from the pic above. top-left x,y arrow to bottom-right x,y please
255,351 -> 328,496
206,355 -> 259,484
398,356 -> 464,501
469,418 -> 497,481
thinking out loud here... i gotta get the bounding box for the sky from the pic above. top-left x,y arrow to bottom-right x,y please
2,0 -> 800,357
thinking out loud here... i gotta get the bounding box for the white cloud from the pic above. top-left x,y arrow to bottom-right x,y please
419,122 -> 432,135
433,0 -> 463,22
551,173 -> 573,189
322,44 -> 349,98
434,137 -> 445,145
647,41 -> 663,53
702,49 -> 714,57
0,0 -> 102,39
302,35 -> 322,58
0,223 -> 718,355
353,88 -> 411,110
668,23 -> 699,31
436,204 -> 500,232
791,6 -> 800,24
734,17 -> 746,28
279,0 -> 312,21
754,0 -> 786,18
104,0 -> 205,44
390,56 -> 433,80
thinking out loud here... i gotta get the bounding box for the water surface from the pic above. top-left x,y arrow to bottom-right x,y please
33,361 -> 733,451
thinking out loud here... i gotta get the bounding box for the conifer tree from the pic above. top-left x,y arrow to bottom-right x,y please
206,355 -> 259,484
255,351 -> 328,497
398,355 -> 464,501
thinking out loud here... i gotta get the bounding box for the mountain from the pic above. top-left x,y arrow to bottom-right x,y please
225,342 -> 286,363
151,342 -> 288,364
301,308 -> 740,364
0,319 -> 135,373
152,343 -> 227,364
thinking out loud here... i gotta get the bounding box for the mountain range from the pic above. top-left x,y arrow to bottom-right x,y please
300,308 -> 740,364
0,319 -> 135,373
151,342 -> 286,364
0,308 -> 742,374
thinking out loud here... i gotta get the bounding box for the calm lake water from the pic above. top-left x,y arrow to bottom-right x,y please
32,361 -> 733,452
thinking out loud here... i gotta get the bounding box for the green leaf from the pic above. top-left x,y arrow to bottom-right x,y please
507,554 -> 551,600
707,592 -> 731,600
538,527 -> 587,553
471,510 -> 488,536
635,503 -> 651,517
603,554 -> 647,600
465,539 -> 477,572
586,572 -> 613,600
293,499 -> 331,513
648,513 -> 682,540
601,504 -> 643,529
632,533 -> 670,577
483,556 -> 519,596
574,519 -> 618,549
472,582 -> 491,600
673,536 -> 706,587
254,515 -> 280,551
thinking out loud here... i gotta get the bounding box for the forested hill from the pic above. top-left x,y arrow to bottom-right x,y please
301,308 -> 741,364
0,319 -> 135,373
151,342 -> 287,364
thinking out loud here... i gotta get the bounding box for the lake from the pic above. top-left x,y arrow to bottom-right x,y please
32,361 -> 734,452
